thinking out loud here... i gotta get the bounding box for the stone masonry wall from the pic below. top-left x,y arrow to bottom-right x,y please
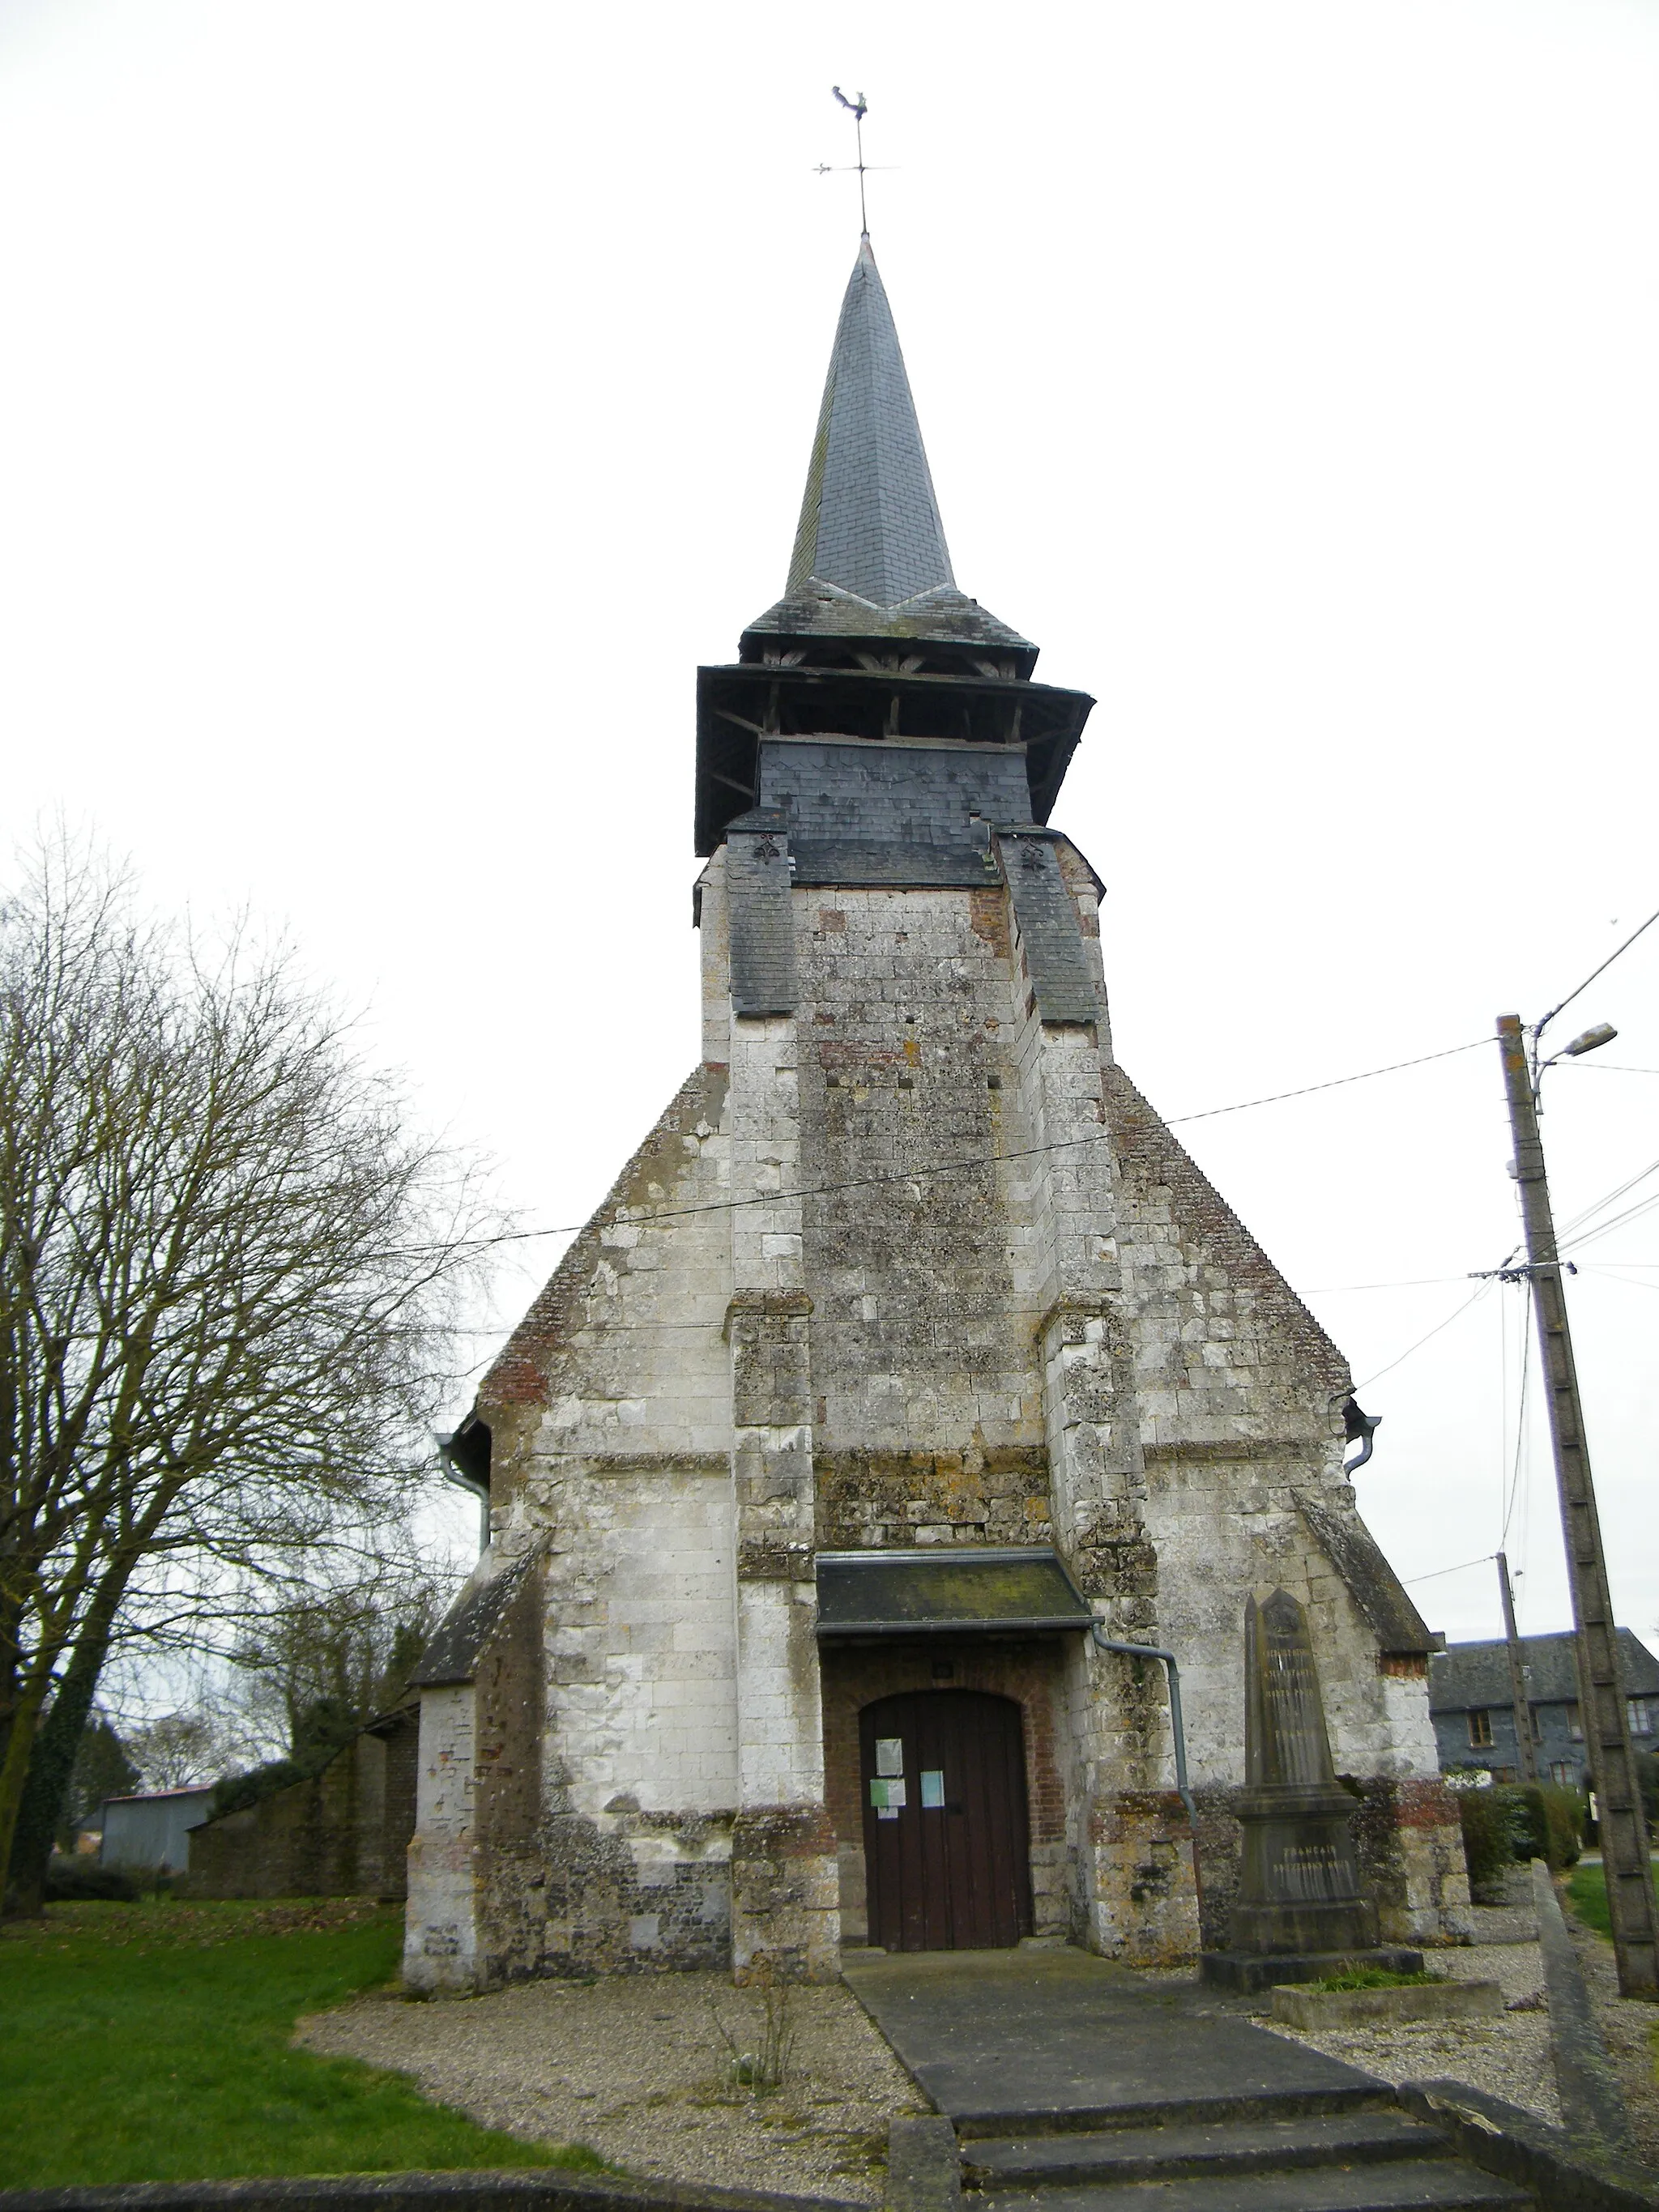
187,1715 -> 416,1903
1103,1060 -> 1466,1940
446,1056 -> 745,1982
403,804 -> 1464,1984
795,885 -> 1043,1458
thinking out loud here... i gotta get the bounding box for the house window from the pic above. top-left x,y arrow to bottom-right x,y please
1530,1707 -> 1543,1743
1627,1698 -> 1654,1737
1468,1709 -> 1494,1748
1550,1762 -> 1577,1788
1567,1703 -> 1583,1741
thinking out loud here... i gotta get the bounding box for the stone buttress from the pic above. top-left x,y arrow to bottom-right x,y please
402,237 -> 1469,1993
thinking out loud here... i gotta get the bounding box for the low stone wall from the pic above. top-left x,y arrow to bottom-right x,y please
186,1711 -> 418,1903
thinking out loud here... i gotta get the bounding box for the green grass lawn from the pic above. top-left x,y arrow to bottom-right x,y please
0,1898 -> 605,2189
1563,1858 -> 1659,1940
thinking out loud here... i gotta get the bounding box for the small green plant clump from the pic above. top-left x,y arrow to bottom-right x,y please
1455,1788 -> 1513,1897
41,1856 -> 140,1903
1506,1784 -> 1584,1871
1304,1965 -> 1446,1993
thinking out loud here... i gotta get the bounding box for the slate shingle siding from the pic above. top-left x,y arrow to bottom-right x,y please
726,831 -> 799,1016
998,831 -> 1101,1026
748,737 -> 1028,889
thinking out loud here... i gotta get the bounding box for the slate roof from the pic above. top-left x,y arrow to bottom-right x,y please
746,241 -> 1029,650
787,237 -> 953,607
409,1550 -> 535,1690
1298,1495 -> 1432,1657
1427,1628 -> 1659,1711
745,580 -> 1034,654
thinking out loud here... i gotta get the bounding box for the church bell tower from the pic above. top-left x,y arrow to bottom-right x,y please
402,237 -> 1466,1994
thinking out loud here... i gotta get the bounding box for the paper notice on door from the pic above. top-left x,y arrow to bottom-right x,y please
875,1738 -> 904,1776
920,1770 -> 945,1809
869,1777 -> 907,1810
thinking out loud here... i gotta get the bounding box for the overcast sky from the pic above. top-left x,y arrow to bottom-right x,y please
2,0 -> 1656,1653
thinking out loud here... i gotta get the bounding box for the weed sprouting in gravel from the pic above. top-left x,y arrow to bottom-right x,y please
704,1966 -> 798,2095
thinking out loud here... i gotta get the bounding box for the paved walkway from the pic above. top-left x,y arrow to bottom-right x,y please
842,1945 -> 1380,2131
842,1947 -> 1530,2207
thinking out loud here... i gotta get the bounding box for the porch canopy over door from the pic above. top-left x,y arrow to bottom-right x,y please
815,1547 -> 1095,1641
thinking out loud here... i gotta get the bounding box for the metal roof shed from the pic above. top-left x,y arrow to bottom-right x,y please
100,1786 -> 215,1875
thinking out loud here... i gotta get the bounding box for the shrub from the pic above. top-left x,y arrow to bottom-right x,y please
1539,1784 -> 1584,1869
209,1759 -> 308,1819
1457,1786 -> 1512,1899
1491,1783 -> 1583,1871
42,1856 -> 138,1903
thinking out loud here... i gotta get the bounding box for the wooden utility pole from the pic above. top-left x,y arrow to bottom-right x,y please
1495,1551 -> 1537,1784
1497,1013 -> 1657,1996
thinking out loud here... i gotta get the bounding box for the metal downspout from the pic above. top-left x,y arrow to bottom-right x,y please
1090,1626 -> 1196,1831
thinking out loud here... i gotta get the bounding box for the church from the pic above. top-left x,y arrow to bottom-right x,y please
403,237 -> 1471,1992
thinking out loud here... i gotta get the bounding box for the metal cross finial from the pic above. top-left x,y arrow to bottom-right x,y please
813,85 -> 882,237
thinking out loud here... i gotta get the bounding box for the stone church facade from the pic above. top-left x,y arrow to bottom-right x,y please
404,238 -> 1470,1993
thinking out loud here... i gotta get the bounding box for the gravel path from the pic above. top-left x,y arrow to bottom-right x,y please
296,1972 -> 924,2201
1253,1943 -> 1560,2127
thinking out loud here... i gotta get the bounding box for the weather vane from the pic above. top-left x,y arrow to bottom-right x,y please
814,86 -> 892,237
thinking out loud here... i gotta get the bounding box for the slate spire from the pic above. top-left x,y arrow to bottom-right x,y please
786,238 -> 955,608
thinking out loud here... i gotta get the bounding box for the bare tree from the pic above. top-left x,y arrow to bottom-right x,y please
226,1543 -> 449,1770
0,834 -> 500,1908
126,1709 -> 239,1792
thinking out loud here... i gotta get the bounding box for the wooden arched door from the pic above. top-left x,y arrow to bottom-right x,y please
859,1690 -> 1032,1951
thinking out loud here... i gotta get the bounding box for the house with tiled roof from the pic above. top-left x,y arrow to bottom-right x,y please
1428,1628 -> 1659,1787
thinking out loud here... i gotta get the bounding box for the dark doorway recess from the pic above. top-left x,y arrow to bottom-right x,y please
859,1689 -> 1032,1951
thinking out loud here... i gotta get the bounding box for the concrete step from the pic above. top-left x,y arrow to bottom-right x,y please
978,2159 -> 1532,2210
953,2084 -> 1394,2138
966,2108 -> 1448,2184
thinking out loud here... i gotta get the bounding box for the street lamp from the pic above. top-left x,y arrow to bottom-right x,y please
1496,1010 -> 1656,1997
1534,1022 -> 1618,1086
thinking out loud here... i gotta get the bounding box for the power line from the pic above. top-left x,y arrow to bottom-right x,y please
1403,1553 -> 1496,1587
1500,1282 -> 1531,1549
1555,1155 -> 1659,1242
1161,1038 -> 1487,1127
1353,1282 -> 1492,1391
458,1036 -> 1490,1253
1562,1187 -> 1659,1256
1535,902 -> 1659,1040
